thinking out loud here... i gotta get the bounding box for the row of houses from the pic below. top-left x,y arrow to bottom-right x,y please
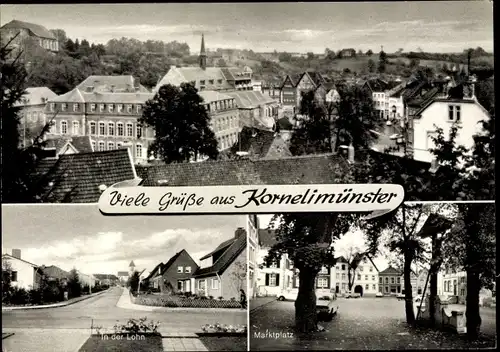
141,226 -> 247,300
1,249 -> 117,290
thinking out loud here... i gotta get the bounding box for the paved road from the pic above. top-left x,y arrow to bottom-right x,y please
3,287 -> 246,332
250,297 -> 496,350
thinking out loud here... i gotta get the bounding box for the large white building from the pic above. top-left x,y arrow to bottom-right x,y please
331,254 -> 380,297
2,249 -> 42,290
247,215 -> 259,298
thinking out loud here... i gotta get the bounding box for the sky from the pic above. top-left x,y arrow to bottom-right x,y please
2,205 -> 247,276
0,2 -> 493,53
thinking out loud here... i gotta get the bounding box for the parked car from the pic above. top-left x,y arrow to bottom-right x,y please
345,291 -> 361,299
375,292 -> 384,297
396,293 -> 405,300
278,288 -> 338,322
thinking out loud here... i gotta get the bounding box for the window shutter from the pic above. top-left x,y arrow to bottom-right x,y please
265,274 -> 269,286
276,260 -> 280,268
275,274 -> 280,287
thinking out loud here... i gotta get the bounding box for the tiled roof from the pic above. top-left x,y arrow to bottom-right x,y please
407,87 -> 440,109
221,67 -> 252,81
277,117 -> 294,131
14,87 -> 57,107
32,149 -> 137,203
41,265 -> 70,280
155,67 -> 232,92
70,136 -> 94,153
225,90 -> 277,109
145,263 -> 163,280
77,75 -> 149,93
117,271 -> 129,277
1,20 -> 56,39
198,90 -> 234,104
47,88 -> 153,104
93,274 -> 119,281
137,153 -> 348,187
194,232 -> 246,278
306,71 -> 325,86
160,249 -> 198,275
200,239 -> 235,261
379,266 -> 402,275
44,138 -> 72,154
258,229 -> 277,247
231,127 -> 284,159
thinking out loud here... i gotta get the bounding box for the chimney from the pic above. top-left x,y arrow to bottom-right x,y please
235,227 -> 246,239
12,249 -> 21,259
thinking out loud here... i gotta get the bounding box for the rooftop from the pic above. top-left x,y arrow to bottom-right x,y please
1,20 -> 56,40
14,87 -> 58,107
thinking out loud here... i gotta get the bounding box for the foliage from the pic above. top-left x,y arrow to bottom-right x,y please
378,50 -> 388,73
2,260 -> 13,302
133,294 -> 242,308
127,271 -> 141,293
367,59 -> 376,73
366,49 -> 373,56
112,317 -> 161,335
140,83 -> 219,163
201,323 -> 247,333
67,268 -> 82,299
229,261 -> 247,293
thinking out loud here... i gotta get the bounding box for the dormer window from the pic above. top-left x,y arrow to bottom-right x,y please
117,104 -> 123,113
90,104 -> 96,112
185,267 -> 191,273
108,104 -> 114,113
50,103 -> 56,111
61,103 -> 67,112
448,105 -> 461,122
127,104 -> 132,113
73,103 -> 79,112
100,104 -> 105,112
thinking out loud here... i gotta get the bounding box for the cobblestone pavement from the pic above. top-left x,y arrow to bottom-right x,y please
250,297 -> 496,350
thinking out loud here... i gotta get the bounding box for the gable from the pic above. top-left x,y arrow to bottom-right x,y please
59,143 -> 79,156
264,136 -> 292,159
281,76 -> 295,88
298,73 -> 314,89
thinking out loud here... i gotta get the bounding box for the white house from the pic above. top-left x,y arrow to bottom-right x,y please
410,85 -> 489,163
247,215 -> 260,299
77,270 -> 97,289
2,249 -> 41,290
331,254 -> 379,297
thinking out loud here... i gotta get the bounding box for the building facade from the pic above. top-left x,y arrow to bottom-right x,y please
226,90 -> 279,131
247,215 -> 259,298
45,83 -> 155,164
378,266 -> 403,295
1,20 -> 59,53
2,250 -> 42,290
332,256 -> 350,295
158,250 -> 199,293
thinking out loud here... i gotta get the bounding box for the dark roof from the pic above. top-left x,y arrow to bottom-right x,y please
199,239 -> 235,261
1,20 -> 56,40
41,265 -> 70,280
335,256 -> 348,264
93,274 -> 119,281
32,149 -> 136,203
416,213 -> 453,238
407,87 -> 440,109
160,250 -> 196,275
70,136 -> 94,153
117,271 -> 129,277
305,71 -> 325,86
258,229 -> 277,247
194,232 -> 247,278
145,263 -> 164,280
277,117 -> 294,131
364,78 -> 400,93
129,261 -> 135,267
379,266 -> 402,276
231,127 -> 280,159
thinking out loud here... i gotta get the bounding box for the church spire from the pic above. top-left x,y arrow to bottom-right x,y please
200,34 -> 207,70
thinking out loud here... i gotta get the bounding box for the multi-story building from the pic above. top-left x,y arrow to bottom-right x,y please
292,265 -> 332,294
256,229 -> 294,296
154,35 -> 253,93
280,73 -> 302,113
330,254 -> 379,296
378,266 -> 403,295
199,90 -> 241,151
15,87 -> 58,147
261,80 -> 282,101
0,20 -> 59,54
45,78 -> 155,164
332,256 -> 350,295
363,78 -> 405,120
247,215 -> 259,298
226,90 -> 279,131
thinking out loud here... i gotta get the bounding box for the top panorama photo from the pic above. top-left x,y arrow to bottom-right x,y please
0,2 -> 494,203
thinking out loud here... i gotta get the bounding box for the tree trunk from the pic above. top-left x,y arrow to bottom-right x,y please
466,269 -> 481,339
429,234 -> 439,326
295,267 -> 319,333
403,252 -> 415,325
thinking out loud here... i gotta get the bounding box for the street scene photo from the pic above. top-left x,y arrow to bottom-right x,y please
250,204 -> 496,350
0,1 -> 494,204
2,205 -> 249,352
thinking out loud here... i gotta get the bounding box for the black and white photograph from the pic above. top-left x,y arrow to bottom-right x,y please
2,205 -> 249,352
0,1 -> 494,203
250,203 -> 496,350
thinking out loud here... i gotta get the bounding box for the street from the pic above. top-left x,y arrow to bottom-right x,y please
250,297 -> 496,350
2,286 -> 247,352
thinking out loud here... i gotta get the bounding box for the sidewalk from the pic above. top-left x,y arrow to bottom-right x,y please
250,296 -> 277,312
1,328 -> 90,352
2,289 -> 110,311
117,287 -> 247,314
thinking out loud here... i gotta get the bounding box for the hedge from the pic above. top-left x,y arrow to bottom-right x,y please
132,293 -> 243,308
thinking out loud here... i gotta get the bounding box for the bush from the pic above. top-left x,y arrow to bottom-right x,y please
201,323 -> 247,333
10,287 -> 29,305
208,295 -> 214,300
218,296 -> 223,300
133,294 -> 243,308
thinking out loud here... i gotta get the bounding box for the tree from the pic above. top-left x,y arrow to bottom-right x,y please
367,59 -> 376,73
67,269 -> 82,299
264,213 -> 357,332
378,50 -> 388,73
366,49 -> 373,56
357,50 -> 363,56
229,260 -> 247,294
139,83 -> 219,163
441,203 -> 496,339
50,29 -> 67,46
307,52 -> 315,60
2,260 -> 13,303
325,48 -> 335,61
342,244 -> 366,291
409,58 -> 420,69
128,271 -> 141,293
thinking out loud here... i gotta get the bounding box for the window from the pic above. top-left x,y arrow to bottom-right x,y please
99,122 -> 106,135
11,271 -> 18,282
62,103 -> 67,111
448,105 -> 461,122
136,125 -> 142,138
117,142 -> 122,149
341,273 -> 346,280
385,277 -> 389,284
126,123 -> 133,137
336,273 -> 339,279
178,281 -> 183,291
61,121 -> 68,134
198,280 -> 205,290
136,105 -> 141,114
369,267 -> 373,272
108,122 -> 115,136
385,286 -> 389,293
108,142 -> 114,150
341,264 -> 345,270
336,266 -> 339,270
317,277 -> 328,288
372,284 -> 376,290
391,277 -> 395,284
342,283 -> 346,290
379,277 -> 383,283
365,275 -> 368,281
372,275 -> 375,281
177,266 -> 183,273
127,104 -> 132,113
117,104 -> 123,113
72,121 -> 79,135
136,144 -> 143,158
209,79 -> 214,85
100,104 -> 105,112
357,274 -> 361,280
359,266 -> 363,272
73,103 -> 79,112
50,103 -> 55,111
365,284 -> 369,290
108,104 -> 114,113
217,79 -> 222,84
211,278 -> 219,289
185,266 -> 191,273
98,141 -> 105,151
200,80 -> 205,85
117,123 -> 124,136
397,277 -> 400,284
91,141 -> 96,151
269,274 -> 277,286
90,104 -> 96,112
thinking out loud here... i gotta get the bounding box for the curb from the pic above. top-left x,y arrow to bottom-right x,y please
250,298 -> 277,313
2,289 -> 110,311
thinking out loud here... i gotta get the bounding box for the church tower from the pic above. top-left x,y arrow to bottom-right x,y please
200,34 -> 207,70
129,260 -> 136,275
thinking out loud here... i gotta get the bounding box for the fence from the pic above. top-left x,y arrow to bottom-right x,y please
131,293 -> 243,308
